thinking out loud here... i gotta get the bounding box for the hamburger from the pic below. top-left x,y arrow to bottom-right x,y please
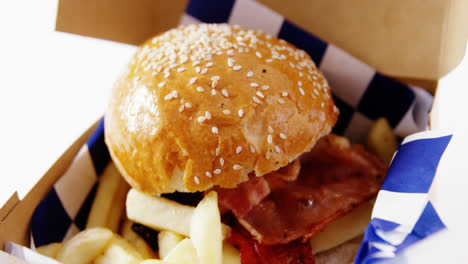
105,24 -> 386,263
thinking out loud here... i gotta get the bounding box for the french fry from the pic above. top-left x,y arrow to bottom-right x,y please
120,219 -> 158,259
55,227 -> 113,264
36,242 -> 63,259
140,260 -> 167,264
190,191 -> 222,264
109,234 -> 144,259
94,244 -> 143,264
163,238 -> 198,264
158,230 -> 184,260
126,189 -> 194,236
126,189 -> 231,239
222,242 -> 241,264
106,177 -> 131,232
86,162 -> 123,229
365,117 -> 399,164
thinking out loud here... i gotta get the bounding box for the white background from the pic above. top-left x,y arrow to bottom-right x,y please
0,0 -> 467,262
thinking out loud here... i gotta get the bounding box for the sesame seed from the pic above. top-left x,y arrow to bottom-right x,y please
236,146 -> 242,154
268,126 -> 274,133
227,49 -> 235,55
267,134 -> 273,144
233,65 -> 242,71
164,94 -> 173,100
278,98 -> 285,104
256,91 -> 265,99
223,109 -> 231,115
179,105 -> 185,112
211,89 -> 217,95
197,116 -> 206,123
220,157 -> 224,166
222,89 -> 229,97
195,66 -> 201,73
252,96 -> 261,104
321,102 -> 325,108
246,71 -> 254,78
212,126 -> 218,134
299,72 -> 304,77
298,81 -> 303,86
206,62 -> 213,67
201,68 -> 208,74
250,82 -> 259,87
214,169 -> 221,174
280,133 -> 287,139
194,176 -> 200,184
233,164 -> 242,170
189,77 -> 197,84
171,90 -> 178,98
177,67 -> 185,72
158,81 -> 166,88
193,61 -> 200,66
185,102 -> 192,108
265,152 -> 271,160
289,62 -> 295,68
206,171 -> 212,178
266,59 -> 273,63
227,58 -> 235,67
211,76 -> 220,81
261,85 -> 270,90
275,146 -> 281,153
205,111 -> 212,120
212,80 -> 218,89
196,86 -> 204,92
313,89 -> 320,96
238,109 -> 244,118
299,87 -> 305,96
282,92 -> 288,97
216,147 -> 220,156
256,51 -> 262,58
250,145 -> 256,153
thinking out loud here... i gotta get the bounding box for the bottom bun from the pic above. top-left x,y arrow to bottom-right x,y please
310,199 -> 374,254
315,235 -> 363,264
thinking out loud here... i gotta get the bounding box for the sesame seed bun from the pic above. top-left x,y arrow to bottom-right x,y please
105,24 -> 338,194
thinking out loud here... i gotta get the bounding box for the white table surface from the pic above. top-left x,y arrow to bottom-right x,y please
1,0 -> 468,261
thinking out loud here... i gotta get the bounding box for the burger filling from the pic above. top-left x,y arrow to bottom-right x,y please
211,134 -> 387,262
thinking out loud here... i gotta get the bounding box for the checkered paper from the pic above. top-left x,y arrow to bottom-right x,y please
23,0 -> 452,263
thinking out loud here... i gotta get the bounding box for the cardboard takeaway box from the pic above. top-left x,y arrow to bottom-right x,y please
0,0 -> 467,260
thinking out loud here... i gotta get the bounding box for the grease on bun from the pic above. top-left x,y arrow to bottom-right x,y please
105,24 -> 338,194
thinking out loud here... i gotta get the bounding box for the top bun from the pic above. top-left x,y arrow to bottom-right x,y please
105,24 -> 338,194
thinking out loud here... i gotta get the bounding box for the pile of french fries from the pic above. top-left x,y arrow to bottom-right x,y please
36,117 -> 397,264
36,162 -> 240,264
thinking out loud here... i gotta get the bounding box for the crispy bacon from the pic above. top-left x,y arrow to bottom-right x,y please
226,217 -> 315,264
213,159 -> 301,218
221,135 -> 387,245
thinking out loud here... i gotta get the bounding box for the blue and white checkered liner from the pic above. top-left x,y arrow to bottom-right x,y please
26,0 -> 452,263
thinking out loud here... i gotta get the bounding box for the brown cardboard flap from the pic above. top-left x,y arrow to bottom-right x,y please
56,0 -> 188,46
258,0 -> 467,81
0,193 -> 19,223
0,121 -> 100,250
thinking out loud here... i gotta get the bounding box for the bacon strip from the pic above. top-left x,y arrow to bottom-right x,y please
226,218 -> 315,264
223,135 -> 387,245
213,159 -> 301,218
